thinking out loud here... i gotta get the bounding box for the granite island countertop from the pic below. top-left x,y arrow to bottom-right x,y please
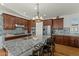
4,35 -> 51,56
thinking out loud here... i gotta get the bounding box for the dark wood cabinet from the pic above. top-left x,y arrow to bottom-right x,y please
55,35 -> 63,44
24,19 -> 28,30
3,13 -> 28,30
70,37 -> 79,47
54,35 -> 59,44
70,37 -> 76,47
27,20 -> 36,33
43,19 -> 52,26
16,17 -> 23,25
3,13 -> 16,30
52,18 -> 63,29
31,20 -> 36,27
27,20 -> 32,33
63,36 -> 70,46
77,38 -> 79,48
54,35 -> 79,48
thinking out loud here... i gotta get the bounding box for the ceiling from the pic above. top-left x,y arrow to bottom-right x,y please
1,3 -> 79,19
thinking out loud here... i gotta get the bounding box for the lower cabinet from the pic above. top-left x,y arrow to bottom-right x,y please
77,39 -> 79,48
63,36 -> 70,46
70,37 -> 75,47
54,35 -> 79,48
55,35 -> 63,45
70,37 -> 79,48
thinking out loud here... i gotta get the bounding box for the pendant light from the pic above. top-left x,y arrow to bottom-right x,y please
33,3 -> 43,22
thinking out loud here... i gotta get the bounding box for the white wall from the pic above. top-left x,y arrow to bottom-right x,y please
60,13 -> 79,33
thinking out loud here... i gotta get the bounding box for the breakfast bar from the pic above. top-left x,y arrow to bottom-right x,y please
4,36 -> 51,56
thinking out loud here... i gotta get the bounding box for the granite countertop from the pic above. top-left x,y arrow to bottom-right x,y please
5,34 -> 31,41
4,35 -> 50,56
5,34 -> 31,38
52,33 -> 79,37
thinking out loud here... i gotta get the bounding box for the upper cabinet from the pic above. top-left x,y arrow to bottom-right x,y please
52,17 -> 64,29
43,19 -> 52,26
23,19 -> 28,30
3,13 -> 16,30
26,20 -> 36,33
15,17 -> 27,26
31,20 -> 36,27
2,13 -> 28,30
27,20 -> 32,33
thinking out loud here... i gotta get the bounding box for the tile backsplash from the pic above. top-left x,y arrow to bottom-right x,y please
52,27 -> 70,34
5,27 -> 27,35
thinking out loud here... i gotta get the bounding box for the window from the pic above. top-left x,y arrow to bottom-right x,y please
70,24 -> 78,32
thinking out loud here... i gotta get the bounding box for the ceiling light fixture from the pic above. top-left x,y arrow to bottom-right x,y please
33,3 -> 44,22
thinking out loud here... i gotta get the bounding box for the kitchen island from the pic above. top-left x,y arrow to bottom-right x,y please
4,35 -> 51,56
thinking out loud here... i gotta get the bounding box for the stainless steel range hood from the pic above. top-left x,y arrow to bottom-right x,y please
15,24 -> 24,28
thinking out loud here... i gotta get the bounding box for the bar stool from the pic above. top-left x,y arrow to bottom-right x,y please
42,44 -> 51,56
40,39 -> 52,56
42,38 -> 55,56
32,43 -> 44,56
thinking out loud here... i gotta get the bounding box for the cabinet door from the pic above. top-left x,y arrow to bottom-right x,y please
70,37 -> 79,47
32,20 -> 36,27
23,19 -> 27,30
43,20 -> 46,26
10,16 -> 15,29
54,35 -> 57,43
74,37 -> 79,48
53,18 -> 63,29
63,36 -> 70,46
77,38 -> 79,48
53,19 -> 59,29
47,20 -> 52,26
27,20 -> 32,33
55,35 -> 63,44
21,18 -> 25,25
70,37 -> 75,47
58,19 -> 63,28
19,18 -> 23,25
15,17 -> 19,24
43,20 -> 52,26
74,39 -> 78,47
3,14 -> 9,29
3,13 -> 15,30
15,17 -> 21,25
